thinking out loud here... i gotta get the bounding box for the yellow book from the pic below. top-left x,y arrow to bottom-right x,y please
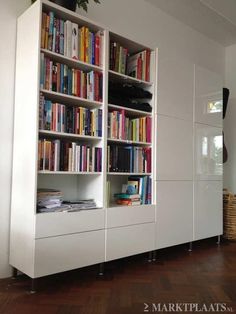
80,26 -> 85,62
85,27 -> 89,63
79,107 -> 83,135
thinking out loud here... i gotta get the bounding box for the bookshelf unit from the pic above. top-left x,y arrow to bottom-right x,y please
10,0 -> 157,281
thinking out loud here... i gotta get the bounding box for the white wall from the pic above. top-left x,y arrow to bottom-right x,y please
0,0 -> 225,278
0,0 -> 30,279
224,44 -> 236,192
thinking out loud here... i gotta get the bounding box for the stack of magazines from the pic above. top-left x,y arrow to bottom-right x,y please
37,189 -> 66,213
37,189 -> 98,213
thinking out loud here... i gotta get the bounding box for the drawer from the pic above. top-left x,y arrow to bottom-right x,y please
35,209 -> 105,238
34,230 -> 105,277
106,223 -> 155,261
107,204 -> 155,228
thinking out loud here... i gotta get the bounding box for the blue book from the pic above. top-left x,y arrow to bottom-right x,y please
60,63 -> 64,93
59,19 -> 64,55
67,68 -> 72,95
91,32 -> 95,65
48,11 -> 54,51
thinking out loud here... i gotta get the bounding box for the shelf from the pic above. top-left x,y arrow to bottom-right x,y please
107,138 -> 151,146
108,203 -> 153,209
38,171 -> 102,175
108,104 -> 152,117
39,130 -> 102,141
107,172 -> 151,176
109,70 -> 153,86
41,49 -> 103,72
40,89 -> 103,108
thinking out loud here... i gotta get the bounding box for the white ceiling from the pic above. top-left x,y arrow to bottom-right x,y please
144,0 -> 236,46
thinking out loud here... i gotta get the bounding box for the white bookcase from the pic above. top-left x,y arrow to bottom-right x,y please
10,0 -> 157,280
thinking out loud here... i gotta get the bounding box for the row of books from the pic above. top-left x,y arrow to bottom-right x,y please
38,139 -> 102,172
107,146 -> 151,173
41,11 -> 103,65
39,96 -> 102,136
114,176 -> 152,205
109,41 -> 151,82
108,110 -> 151,142
40,54 -> 103,101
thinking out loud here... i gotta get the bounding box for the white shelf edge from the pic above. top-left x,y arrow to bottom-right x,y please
40,89 -> 103,107
107,203 -> 154,209
38,171 -> 102,175
108,103 -> 152,116
109,70 -> 153,86
41,48 -> 103,72
39,130 -> 102,140
107,138 -> 151,146
107,172 -> 151,176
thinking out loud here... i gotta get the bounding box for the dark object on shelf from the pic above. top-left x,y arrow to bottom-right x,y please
109,82 -> 153,112
109,82 -> 152,99
109,96 -> 152,112
31,0 -> 100,12
223,87 -> 229,119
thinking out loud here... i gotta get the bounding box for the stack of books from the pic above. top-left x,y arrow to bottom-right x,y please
37,188 -> 64,213
41,11 -> 103,66
114,193 -> 141,206
40,53 -> 103,101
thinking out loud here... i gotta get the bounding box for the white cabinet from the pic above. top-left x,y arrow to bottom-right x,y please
194,181 -> 222,241
194,65 -> 223,127
156,181 -> 193,249
158,57 -> 194,121
10,0 -> 158,279
194,123 -> 223,180
157,115 -> 193,180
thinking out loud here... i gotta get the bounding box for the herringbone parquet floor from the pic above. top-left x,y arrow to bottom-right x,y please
0,239 -> 235,314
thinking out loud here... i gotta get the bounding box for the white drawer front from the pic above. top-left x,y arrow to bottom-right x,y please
34,230 -> 105,277
107,205 -> 155,228
106,223 -> 155,261
35,209 -> 105,238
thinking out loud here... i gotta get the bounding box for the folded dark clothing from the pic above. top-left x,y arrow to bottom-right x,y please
109,96 -> 152,112
109,82 -> 152,99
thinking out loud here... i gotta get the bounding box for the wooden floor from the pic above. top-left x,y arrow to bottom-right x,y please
0,238 -> 236,314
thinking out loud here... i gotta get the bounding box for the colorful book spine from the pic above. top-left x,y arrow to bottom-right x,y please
38,139 -> 102,172
107,145 -> 151,173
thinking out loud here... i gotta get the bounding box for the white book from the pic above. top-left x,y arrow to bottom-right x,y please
71,23 -> 79,59
65,20 -> 72,58
87,147 -> 90,172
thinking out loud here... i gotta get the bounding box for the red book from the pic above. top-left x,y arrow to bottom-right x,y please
95,34 -> 100,66
76,70 -> 81,97
145,49 -> 151,82
137,56 -> 142,80
146,117 -> 152,143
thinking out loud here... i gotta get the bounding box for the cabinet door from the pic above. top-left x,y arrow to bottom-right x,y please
194,181 -> 222,241
34,230 -> 105,278
158,57 -> 194,121
156,181 -> 193,249
106,223 -> 155,261
157,115 -> 193,180
195,123 -> 222,180
194,65 -> 223,127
